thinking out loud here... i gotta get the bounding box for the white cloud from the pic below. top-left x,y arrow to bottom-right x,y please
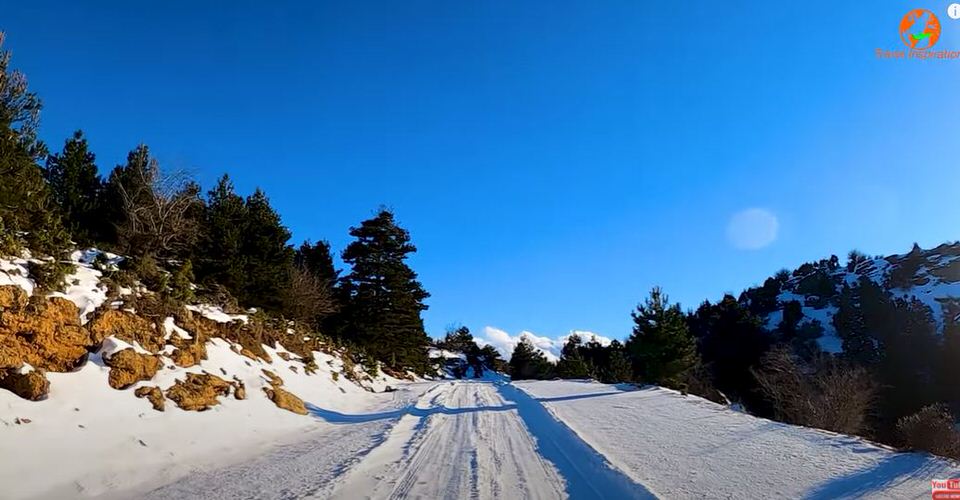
476,327 -> 613,363
726,208 -> 779,250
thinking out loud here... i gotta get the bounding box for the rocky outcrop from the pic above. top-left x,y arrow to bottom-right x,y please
134,386 -> 165,411
166,373 -> 232,411
261,369 -> 283,387
0,285 -> 28,310
104,348 -> 161,390
0,367 -> 50,400
88,310 -> 163,353
260,369 -> 307,415
264,385 -> 308,415
0,286 -> 98,373
233,378 -> 246,400
169,339 -> 206,368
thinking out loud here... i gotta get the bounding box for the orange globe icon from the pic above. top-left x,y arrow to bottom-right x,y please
900,9 -> 941,50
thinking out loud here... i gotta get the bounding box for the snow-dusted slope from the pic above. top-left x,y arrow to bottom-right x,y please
516,380 -> 960,499
751,242 -> 960,353
1,249 -> 407,499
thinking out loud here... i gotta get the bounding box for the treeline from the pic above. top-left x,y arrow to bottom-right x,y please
433,326 -> 505,378
510,249 -> 960,460
0,33 -> 433,374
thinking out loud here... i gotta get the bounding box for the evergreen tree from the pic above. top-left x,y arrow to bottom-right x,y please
556,334 -> 592,379
833,280 -> 880,365
476,344 -> 504,375
0,33 -> 68,254
440,325 -> 475,353
43,131 -> 104,244
196,174 -> 248,294
687,294 -> 771,410
937,308 -> 960,414
626,287 -> 699,387
340,209 -> 431,373
508,337 -> 552,380
240,188 -> 294,311
603,341 -> 633,383
295,240 -> 340,286
101,144 -> 156,250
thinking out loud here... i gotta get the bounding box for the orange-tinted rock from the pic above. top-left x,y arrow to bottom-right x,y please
0,289 -> 95,374
134,386 -> 165,411
0,367 -> 50,400
88,310 -> 163,353
104,348 -> 161,389
264,386 -> 307,415
166,373 -> 232,411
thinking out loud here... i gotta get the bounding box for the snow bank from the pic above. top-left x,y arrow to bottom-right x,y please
515,380 -> 960,499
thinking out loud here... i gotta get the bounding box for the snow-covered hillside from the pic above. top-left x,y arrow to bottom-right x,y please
0,249 -> 406,499
748,242 -> 960,353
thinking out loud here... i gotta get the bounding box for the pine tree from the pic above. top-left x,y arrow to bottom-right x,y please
687,294 -> 770,409
340,209 -> 431,373
833,281 -> 879,365
43,130 -> 104,244
603,340 -> 633,383
101,145 -> 156,250
196,174 -> 248,294
440,325 -> 475,353
295,240 -> 340,286
240,188 -> 294,311
0,32 -> 68,254
626,287 -> 699,386
556,334 -> 592,379
508,337 -> 552,380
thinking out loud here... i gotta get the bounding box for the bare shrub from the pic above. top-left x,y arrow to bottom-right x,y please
117,164 -> 201,258
681,362 -> 726,404
897,404 -> 960,459
753,346 -> 876,435
283,264 -> 337,326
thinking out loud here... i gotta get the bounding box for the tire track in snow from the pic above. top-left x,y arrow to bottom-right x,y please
495,381 -> 656,500
125,384 -> 435,500
329,380 -> 566,500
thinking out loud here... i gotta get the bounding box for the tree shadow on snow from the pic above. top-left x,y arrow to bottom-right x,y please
536,390 -> 637,404
803,453 -> 946,499
305,402 -> 517,424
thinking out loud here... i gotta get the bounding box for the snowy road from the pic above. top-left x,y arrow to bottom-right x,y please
132,379 -> 653,500
122,379 -> 960,500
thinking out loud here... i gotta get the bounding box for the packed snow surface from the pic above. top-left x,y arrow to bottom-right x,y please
516,380 -> 960,499
9,378 -> 957,499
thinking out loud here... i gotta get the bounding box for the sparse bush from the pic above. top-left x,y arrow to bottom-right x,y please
0,217 -> 20,256
753,346 -> 877,435
897,404 -> 960,459
283,263 -> 336,326
123,254 -> 165,291
168,259 -> 195,303
27,259 -> 75,292
681,363 -> 725,404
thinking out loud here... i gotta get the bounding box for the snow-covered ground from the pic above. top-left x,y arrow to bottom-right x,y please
516,380 -> 960,499
11,378 -> 948,499
0,338 -> 409,500
1,249 -> 409,499
125,377 -> 651,500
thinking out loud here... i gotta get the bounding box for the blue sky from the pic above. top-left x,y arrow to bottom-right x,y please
3,1 -> 959,344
